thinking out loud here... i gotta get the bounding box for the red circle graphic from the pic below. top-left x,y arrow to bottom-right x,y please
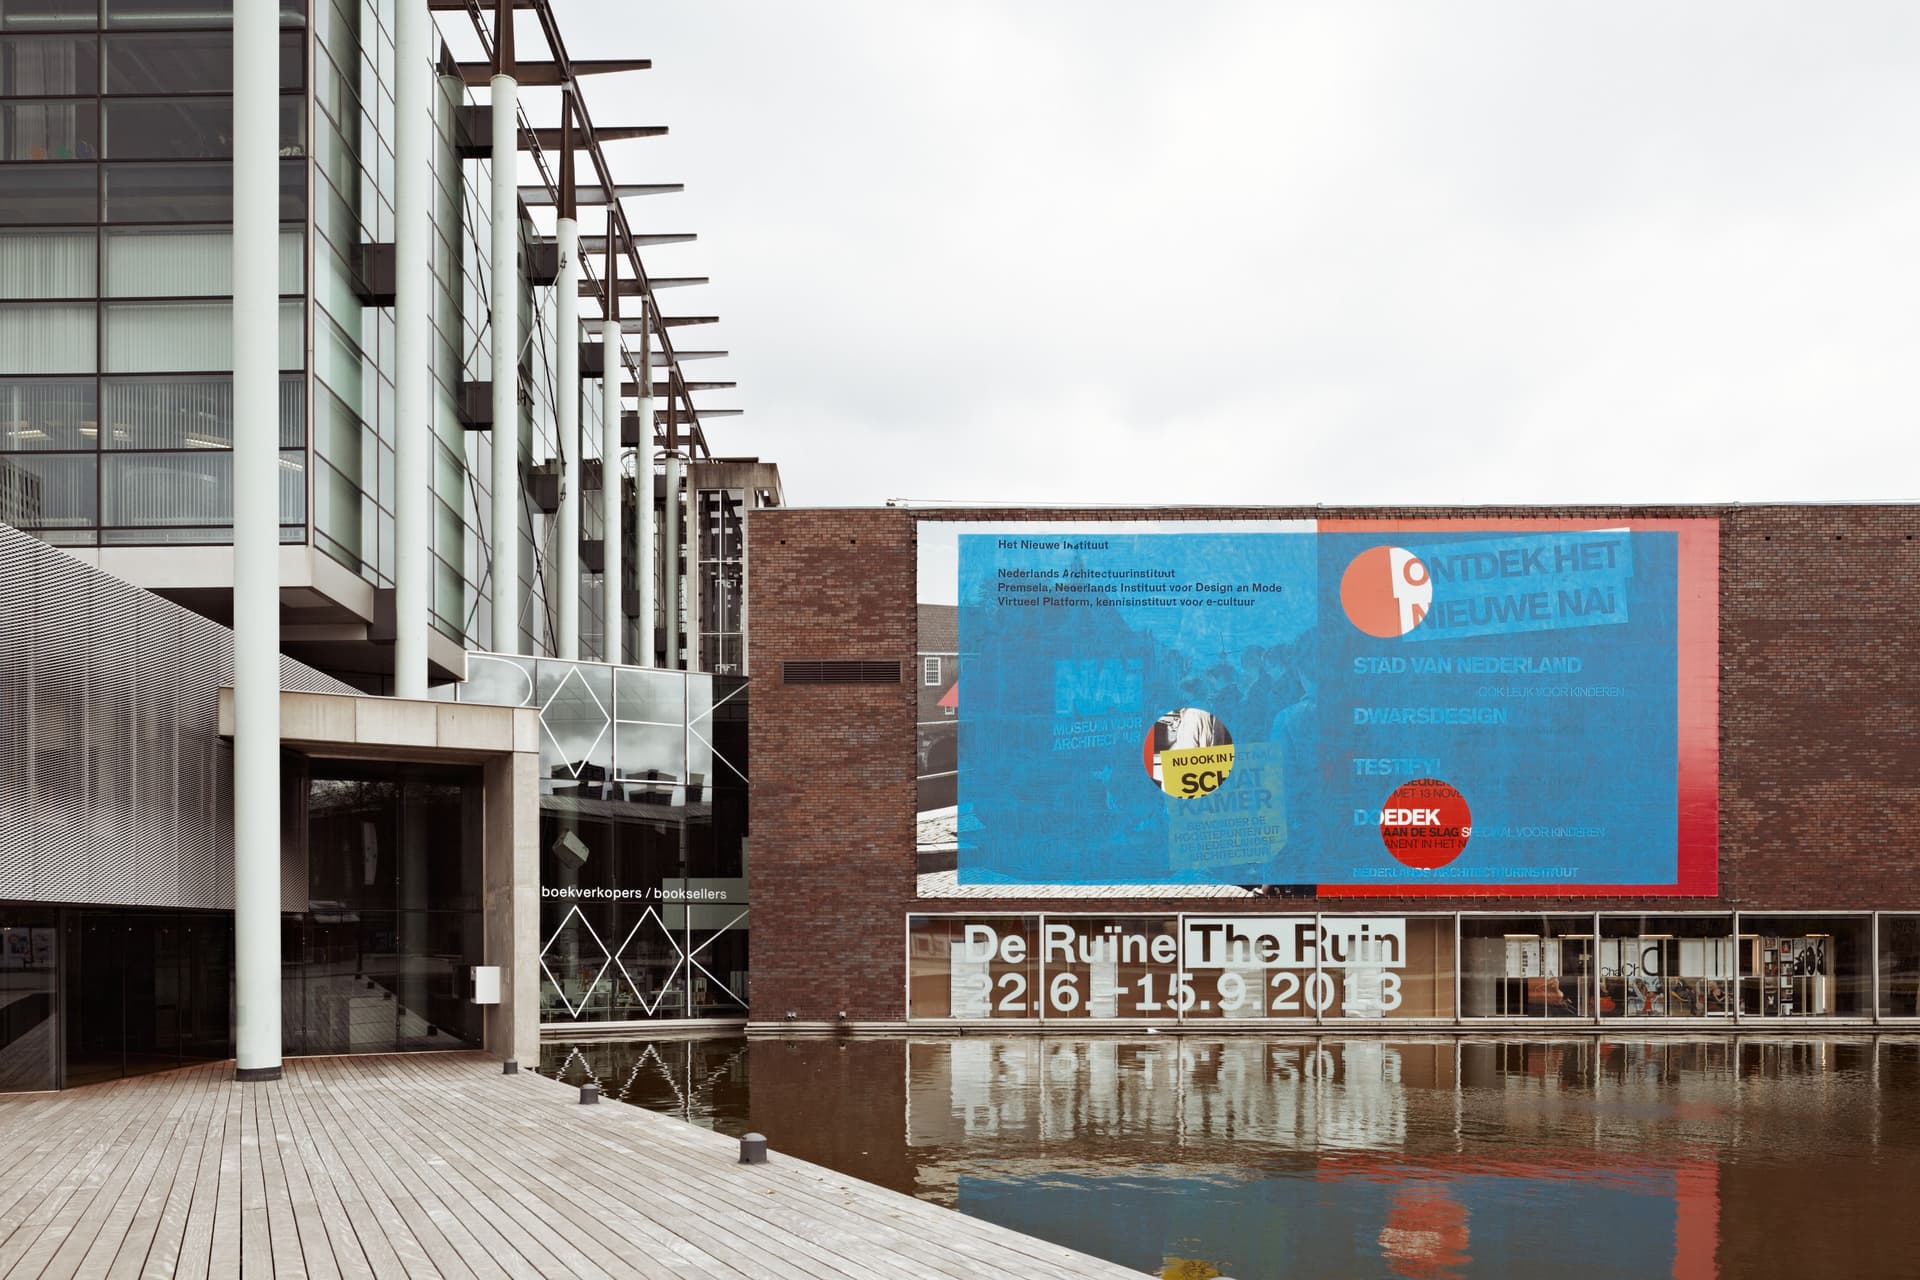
1379,778 -> 1472,870
1340,545 -> 1433,638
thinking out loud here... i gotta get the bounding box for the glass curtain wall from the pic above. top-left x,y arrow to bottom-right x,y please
452,653 -> 749,1023
697,487 -> 744,674
0,1 -> 307,545
309,0 -> 484,646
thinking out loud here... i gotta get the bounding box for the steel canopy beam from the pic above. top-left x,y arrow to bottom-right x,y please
454,58 -> 649,86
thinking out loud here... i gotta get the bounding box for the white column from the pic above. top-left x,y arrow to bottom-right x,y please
231,0 -> 281,1080
393,0 -> 429,698
600,315 -> 622,663
633,303 -> 655,667
634,427 -> 656,668
555,214 -> 580,659
489,75 -> 521,653
662,448 -> 681,668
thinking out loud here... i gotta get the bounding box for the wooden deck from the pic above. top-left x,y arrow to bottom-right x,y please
0,1053 -> 1150,1279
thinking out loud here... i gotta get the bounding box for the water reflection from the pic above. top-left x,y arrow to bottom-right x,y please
542,1036 -> 1920,1279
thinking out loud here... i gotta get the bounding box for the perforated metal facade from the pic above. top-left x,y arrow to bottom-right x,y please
0,521 -> 354,911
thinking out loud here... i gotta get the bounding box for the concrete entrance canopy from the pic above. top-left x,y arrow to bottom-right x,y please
218,689 -> 542,1063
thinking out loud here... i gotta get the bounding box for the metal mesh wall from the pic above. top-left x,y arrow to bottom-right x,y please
0,523 -> 355,910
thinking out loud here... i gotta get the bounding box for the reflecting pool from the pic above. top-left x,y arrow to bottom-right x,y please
541,1036 -> 1920,1278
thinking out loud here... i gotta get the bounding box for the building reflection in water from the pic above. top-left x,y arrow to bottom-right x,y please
544,1036 -> 1920,1279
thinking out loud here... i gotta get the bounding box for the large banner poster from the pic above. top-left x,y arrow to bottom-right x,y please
916,518 -> 1718,895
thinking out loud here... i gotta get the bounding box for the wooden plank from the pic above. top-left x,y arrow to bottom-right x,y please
321,1055 -> 541,1280
275,1059 -> 410,1279
383,1054 -> 1128,1280
52,1065 -> 209,1280
100,1063 -> 231,1280
298,1058 -> 487,1280
249,1076 -> 313,1279
176,1064 -> 244,1280
0,1053 -> 1150,1280
134,1061 -> 233,1279
0,1065 -> 192,1275
263,1067 -> 374,1280
359,1054 -> 741,1279
277,1063 -> 442,1280
322,1056 -> 627,1280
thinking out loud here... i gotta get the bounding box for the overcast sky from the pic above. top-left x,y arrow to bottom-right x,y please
542,1 -> 1918,508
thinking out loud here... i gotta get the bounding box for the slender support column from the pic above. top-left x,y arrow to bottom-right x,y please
554,93 -> 581,659
599,240 -> 622,662
489,3 -> 521,653
231,0 -> 281,1081
663,442 -> 681,669
393,0 -> 430,698
634,300 -> 655,667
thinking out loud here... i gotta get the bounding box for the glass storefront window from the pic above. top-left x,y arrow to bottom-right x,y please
1600,916 -> 1735,1019
908,916 -> 1042,1021
292,762 -> 485,1055
537,659 -> 615,797
1036,916 -> 1182,1019
1739,915 -> 1873,1018
0,909 -> 58,1093
1880,915 -> 1920,1019
1461,916 -> 1596,1018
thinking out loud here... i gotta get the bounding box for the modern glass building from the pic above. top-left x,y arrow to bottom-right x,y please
0,0 -> 780,1089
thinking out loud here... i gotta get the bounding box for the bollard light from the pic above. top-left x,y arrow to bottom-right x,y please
739,1133 -> 768,1164
502,1059 -> 518,1075
580,1084 -> 600,1105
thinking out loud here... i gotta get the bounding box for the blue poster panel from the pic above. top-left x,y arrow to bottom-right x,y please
952,528 -> 1680,887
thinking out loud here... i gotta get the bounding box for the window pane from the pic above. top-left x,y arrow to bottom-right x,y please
0,301 -> 94,374
106,0 -> 232,28
0,34 -> 98,94
0,0 -> 95,33
1737,915 -> 1872,1018
0,228 -> 94,299
0,100 -> 98,160
104,161 -> 228,222
105,225 -> 302,296
104,298 -> 302,372
104,98 -> 231,159
0,163 -> 95,223
279,446 -> 302,524
0,378 -> 94,450
99,448 -> 296,534
105,299 -> 227,371
100,373 -> 301,449
102,375 -> 228,447
312,455 -> 360,567
0,452 -> 95,529
107,31 -> 229,92
1598,916 -> 1734,1019
1461,916 -> 1600,1018
1881,917 -> 1920,1019
103,31 -> 301,92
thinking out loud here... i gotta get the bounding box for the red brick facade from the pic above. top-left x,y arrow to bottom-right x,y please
746,505 -> 1920,1022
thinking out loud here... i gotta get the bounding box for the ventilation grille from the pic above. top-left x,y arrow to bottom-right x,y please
0,523 -> 353,911
781,660 -> 902,686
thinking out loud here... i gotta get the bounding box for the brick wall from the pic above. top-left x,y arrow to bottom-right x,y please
747,504 -> 1920,1020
